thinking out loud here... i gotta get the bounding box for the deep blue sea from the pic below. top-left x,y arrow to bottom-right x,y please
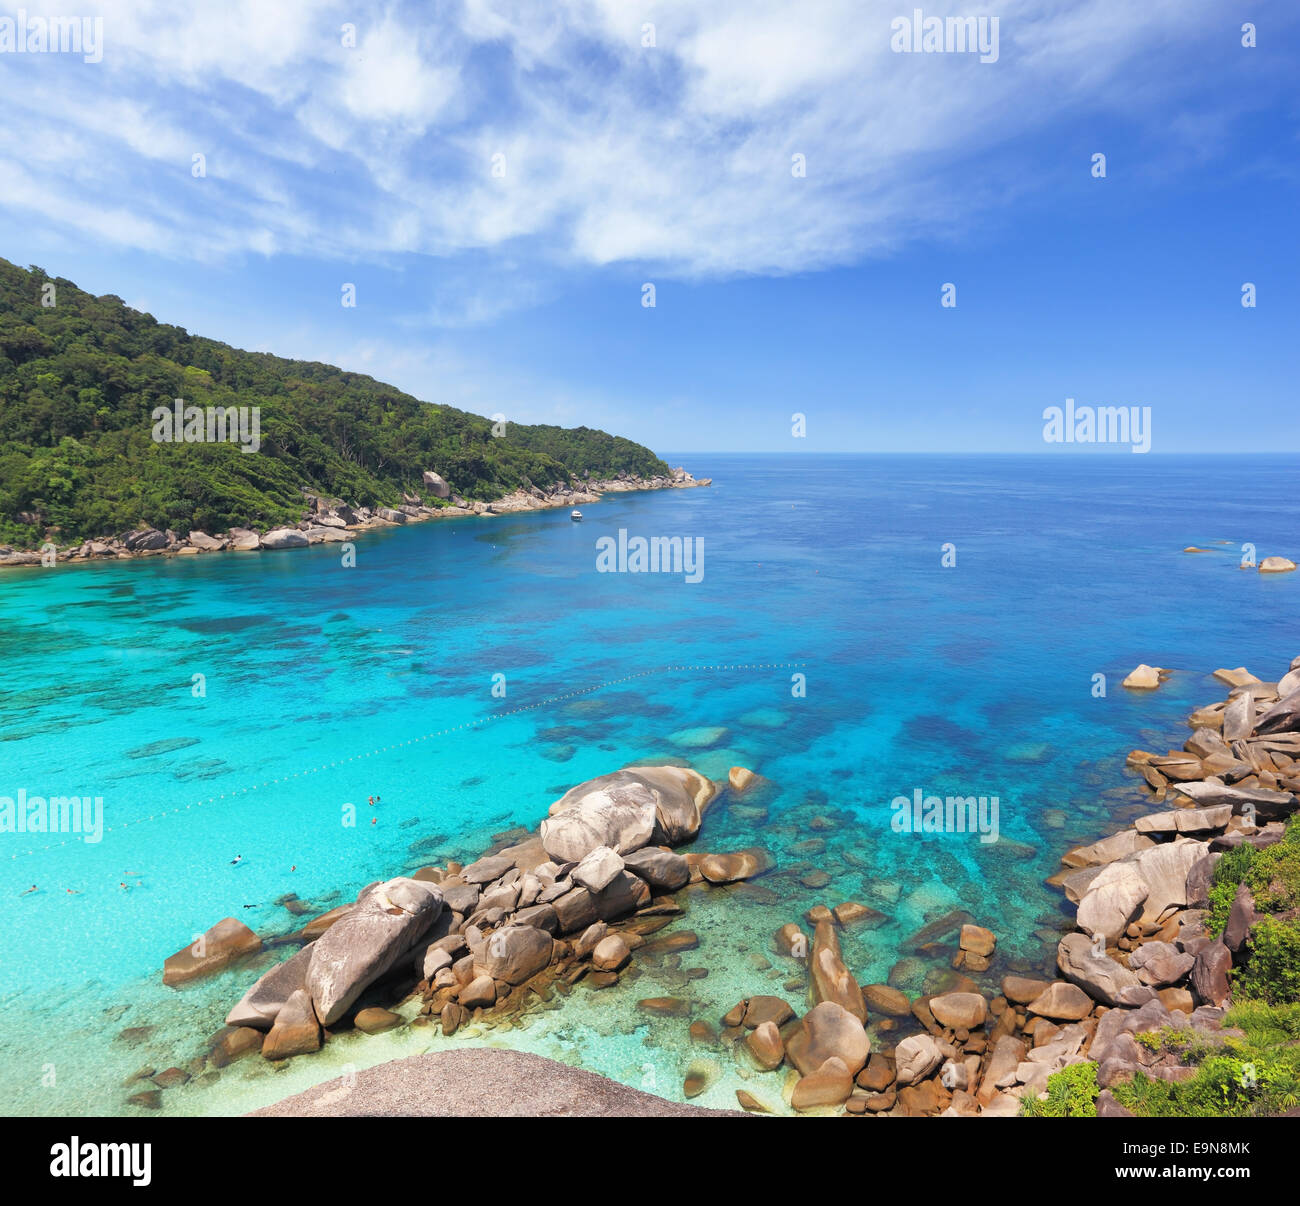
1,453 -> 1297,1115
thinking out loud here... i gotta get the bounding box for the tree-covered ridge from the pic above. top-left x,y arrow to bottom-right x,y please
0,258 -> 669,544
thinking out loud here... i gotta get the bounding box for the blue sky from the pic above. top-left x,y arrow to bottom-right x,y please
1,1 -> 1297,453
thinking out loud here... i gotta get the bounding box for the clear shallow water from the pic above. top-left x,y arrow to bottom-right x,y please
1,453 -> 1297,1115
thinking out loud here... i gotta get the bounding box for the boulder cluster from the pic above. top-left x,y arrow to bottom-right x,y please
0,469 -> 711,566
163,765 -> 780,1086
708,912 -> 1019,1115
1031,654 -> 1300,1114
679,657 -> 1300,1117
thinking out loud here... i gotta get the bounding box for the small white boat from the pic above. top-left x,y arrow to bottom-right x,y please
570,509 -> 583,521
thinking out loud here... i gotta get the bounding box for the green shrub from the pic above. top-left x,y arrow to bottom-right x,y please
1236,917 -> 1300,1005
1226,999 -> 1300,1045
1207,819 -> 1300,937
1113,1055 -> 1300,1118
1207,843 -> 1256,936
1111,1000 -> 1300,1117
1248,822 -> 1300,915
1021,1061 -> 1099,1117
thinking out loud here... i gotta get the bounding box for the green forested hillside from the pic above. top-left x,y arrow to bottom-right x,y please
0,259 -> 669,544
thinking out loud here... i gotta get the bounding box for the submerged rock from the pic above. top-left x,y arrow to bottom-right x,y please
354,1007 -> 401,1034
637,997 -> 692,1017
698,848 -> 770,883
164,917 -> 262,986
669,726 -> 728,749
728,766 -> 758,793
209,1025 -> 263,1067
862,983 -> 911,1017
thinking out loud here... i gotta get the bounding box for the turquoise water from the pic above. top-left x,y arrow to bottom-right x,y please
1,453 -> 1297,1114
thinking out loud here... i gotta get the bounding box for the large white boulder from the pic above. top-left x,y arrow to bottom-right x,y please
1076,861 -> 1148,941
894,1034 -> 944,1086
571,845 -> 624,893
1056,933 -> 1141,1006
422,471 -> 451,498
226,942 -> 314,1030
306,878 -> 443,1025
539,766 -> 717,862
260,527 -> 310,549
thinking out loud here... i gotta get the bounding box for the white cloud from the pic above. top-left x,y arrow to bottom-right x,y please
0,0 -> 1250,281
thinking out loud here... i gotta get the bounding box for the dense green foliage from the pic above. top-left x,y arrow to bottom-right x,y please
1112,1002 -> 1300,1117
1207,842 -> 1259,935
0,259 -> 670,544
1237,917 -> 1300,1005
1020,1061 -> 1099,1117
1205,820 -> 1300,1004
1208,816 -> 1300,933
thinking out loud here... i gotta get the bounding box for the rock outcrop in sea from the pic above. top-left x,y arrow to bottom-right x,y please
155,656 -> 1300,1116
172,766 -> 754,1073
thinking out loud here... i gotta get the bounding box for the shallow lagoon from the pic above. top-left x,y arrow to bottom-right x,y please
1,453 -> 1297,1115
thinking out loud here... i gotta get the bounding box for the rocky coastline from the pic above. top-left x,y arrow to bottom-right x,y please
0,467 -> 711,568
137,657 -> 1300,1117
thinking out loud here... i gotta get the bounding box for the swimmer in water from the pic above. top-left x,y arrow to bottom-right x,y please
231,854 -> 243,865
20,884 -> 37,896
